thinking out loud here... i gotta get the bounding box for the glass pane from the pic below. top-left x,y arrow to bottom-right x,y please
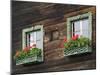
26,30 -> 42,49
36,40 -> 41,49
36,30 -> 41,41
30,32 -> 36,46
82,30 -> 90,38
72,18 -> 90,38
36,30 -> 42,49
74,31 -> 80,36
74,21 -> 80,32
82,19 -> 89,30
82,19 -> 89,38
72,21 -> 80,36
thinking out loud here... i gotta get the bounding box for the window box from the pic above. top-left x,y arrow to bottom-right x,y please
14,48 -> 43,65
64,46 -> 92,56
16,54 -> 43,65
60,35 -> 92,56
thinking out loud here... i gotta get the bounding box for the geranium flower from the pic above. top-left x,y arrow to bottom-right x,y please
29,46 -> 32,49
23,46 -> 30,52
72,34 -> 79,40
75,34 -> 79,38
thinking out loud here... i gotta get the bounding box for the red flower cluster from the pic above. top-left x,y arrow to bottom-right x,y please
60,35 -> 79,48
23,44 -> 37,52
15,43 -> 37,58
23,46 -> 30,52
71,34 -> 79,41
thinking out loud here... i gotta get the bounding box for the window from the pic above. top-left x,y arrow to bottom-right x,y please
26,29 -> 42,49
72,18 -> 90,38
67,12 -> 92,40
64,12 -> 92,56
22,25 -> 44,61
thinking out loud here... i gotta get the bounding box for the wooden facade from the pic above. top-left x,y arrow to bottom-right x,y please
11,1 -> 96,74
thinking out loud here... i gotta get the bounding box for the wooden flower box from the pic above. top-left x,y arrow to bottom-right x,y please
64,46 -> 92,56
16,55 -> 43,65
14,48 -> 43,65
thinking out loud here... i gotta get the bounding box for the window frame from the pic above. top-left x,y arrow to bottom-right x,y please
22,25 -> 44,61
67,12 -> 92,40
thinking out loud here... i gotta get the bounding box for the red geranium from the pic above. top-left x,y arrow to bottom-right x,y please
29,46 -> 32,48
23,46 -> 30,52
23,43 -> 37,52
72,34 -> 79,41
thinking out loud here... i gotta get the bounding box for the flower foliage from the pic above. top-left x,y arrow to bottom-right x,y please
14,44 -> 42,61
60,35 -> 91,50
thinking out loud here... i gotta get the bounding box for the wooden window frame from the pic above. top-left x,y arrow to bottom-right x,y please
67,12 -> 92,40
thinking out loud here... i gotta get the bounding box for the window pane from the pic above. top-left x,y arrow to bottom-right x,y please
74,32 -> 80,36
30,32 -> 36,46
36,31 -> 41,48
82,19 -> 90,38
36,40 -> 41,49
26,30 -> 42,49
72,21 -> 80,36
74,21 -> 80,32
29,30 -> 42,49
36,30 -> 41,41
82,30 -> 90,38
82,19 -> 89,30
72,18 -> 90,38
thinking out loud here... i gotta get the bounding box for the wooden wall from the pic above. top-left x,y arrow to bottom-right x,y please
11,1 -> 96,74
